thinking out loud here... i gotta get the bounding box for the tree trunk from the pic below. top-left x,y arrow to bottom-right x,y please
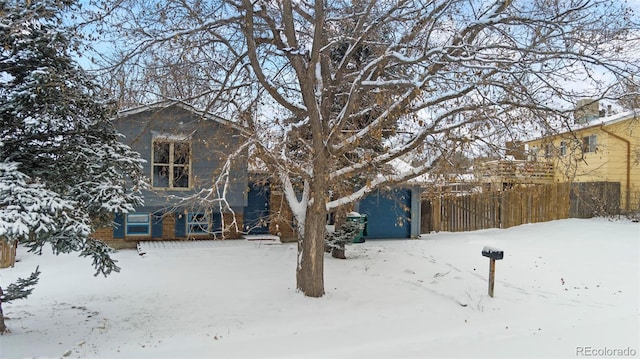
331,248 -> 346,259
296,121 -> 329,297
296,197 -> 327,297
0,287 -> 6,333
295,51 -> 330,297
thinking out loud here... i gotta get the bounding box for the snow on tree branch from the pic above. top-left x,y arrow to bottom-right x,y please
0,267 -> 40,304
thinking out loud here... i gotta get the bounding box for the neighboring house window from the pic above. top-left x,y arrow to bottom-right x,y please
529,146 -> 539,161
187,213 -> 209,235
559,141 -> 567,156
582,135 -> 597,153
544,144 -> 553,158
126,213 -> 151,236
152,140 -> 191,189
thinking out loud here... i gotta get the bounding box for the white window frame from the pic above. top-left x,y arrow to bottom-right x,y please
559,141 -> 567,156
151,139 -> 192,190
126,213 -> 151,236
582,134 -> 597,153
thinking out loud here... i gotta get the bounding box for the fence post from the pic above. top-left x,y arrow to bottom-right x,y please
432,197 -> 441,233
0,239 -> 17,269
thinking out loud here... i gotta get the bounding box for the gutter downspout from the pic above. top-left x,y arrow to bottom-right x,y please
599,125 -> 631,212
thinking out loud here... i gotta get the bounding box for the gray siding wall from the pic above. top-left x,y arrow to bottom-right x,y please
114,105 -> 248,212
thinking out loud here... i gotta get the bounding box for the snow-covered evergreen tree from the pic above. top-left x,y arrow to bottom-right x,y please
325,221 -> 364,259
0,0 -> 146,330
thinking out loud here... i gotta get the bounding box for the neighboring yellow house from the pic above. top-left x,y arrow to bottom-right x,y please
525,109 -> 639,213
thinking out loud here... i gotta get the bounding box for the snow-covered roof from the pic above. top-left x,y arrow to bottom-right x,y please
527,109 -> 638,143
578,109 -> 638,128
117,100 -> 249,133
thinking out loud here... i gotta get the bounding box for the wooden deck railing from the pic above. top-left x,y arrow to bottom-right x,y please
477,160 -> 554,183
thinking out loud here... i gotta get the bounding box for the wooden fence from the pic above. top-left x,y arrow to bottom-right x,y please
569,182 -> 621,218
422,183 -> 570,233
0,239 -> 17,269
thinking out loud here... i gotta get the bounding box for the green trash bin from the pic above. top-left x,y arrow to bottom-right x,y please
346,213 -> 367,243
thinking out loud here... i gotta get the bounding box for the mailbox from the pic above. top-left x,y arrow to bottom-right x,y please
482,246 -> 504,260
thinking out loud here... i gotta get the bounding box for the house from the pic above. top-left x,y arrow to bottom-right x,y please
93,102 -> 249,248
248,175 -> 422,241
242,153 -> 426,241
94,102 -> 424,246
525,105 -> 639,213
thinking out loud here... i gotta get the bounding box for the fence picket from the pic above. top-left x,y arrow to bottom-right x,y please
423,183 -> 570,233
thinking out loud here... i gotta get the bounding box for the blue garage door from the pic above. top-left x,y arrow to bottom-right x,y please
244,182 -> 270,234
359,188 -> 411,239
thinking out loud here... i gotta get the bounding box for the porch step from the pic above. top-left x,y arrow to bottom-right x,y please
135,235 -> 282,255
242,234 -> 282,245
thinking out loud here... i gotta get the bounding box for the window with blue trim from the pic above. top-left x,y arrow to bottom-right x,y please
126,213 -> 151,236
187,213 -> 210,235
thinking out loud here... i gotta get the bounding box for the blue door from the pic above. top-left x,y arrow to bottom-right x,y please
244,182 -> 270,234
359,188 -> 411,239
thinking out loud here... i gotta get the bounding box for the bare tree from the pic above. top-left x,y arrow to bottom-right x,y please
615,76 -> 640,110
92,0 -> 639,297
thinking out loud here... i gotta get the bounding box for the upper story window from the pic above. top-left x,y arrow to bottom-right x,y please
582,135 -> 597,153
544,143 -> 553,158
559,141 -> 567,156
152,139 -> 191,189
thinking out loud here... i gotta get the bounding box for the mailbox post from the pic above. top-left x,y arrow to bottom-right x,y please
482,246 -> 504,297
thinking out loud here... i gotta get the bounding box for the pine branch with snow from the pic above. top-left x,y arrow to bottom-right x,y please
0,267 -> 40,333
1,267 -> 40,303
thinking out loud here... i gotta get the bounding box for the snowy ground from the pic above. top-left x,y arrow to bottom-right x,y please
1,218 -> 638,359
